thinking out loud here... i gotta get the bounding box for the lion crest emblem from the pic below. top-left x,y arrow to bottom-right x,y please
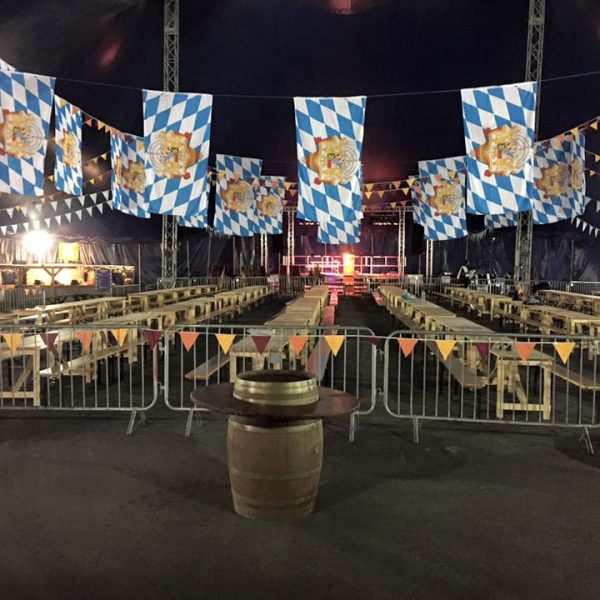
222,179 -> 256,213
148,130 -> 201,179
569,157 -> 584,193
305,136 -> 359,185
535,163 -> 568,199
429,181 -> 463,215
257,193 -> 282,217
0,110 -> 45,159
474,125 -> 530,177
57,131 -> 81,168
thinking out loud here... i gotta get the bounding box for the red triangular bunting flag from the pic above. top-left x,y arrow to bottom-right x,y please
144,329 -> 163,350
289,335 -> 308,356
179,331 -> 199,352
40,332 -> 58,351
514,342 -> 536,361
75,331 -> 94,352
365,336 -> 381,346
474,342 -> 490,361
398,338 -> 418,357
252,335 -> 271,354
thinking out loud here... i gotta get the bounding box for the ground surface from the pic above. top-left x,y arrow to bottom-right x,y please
2,295 -> 600,599
1,415 -> 600,600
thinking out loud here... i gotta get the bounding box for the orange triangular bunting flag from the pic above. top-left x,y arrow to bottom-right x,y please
215,333 -> 235,354
110,329 -> 128,347
365,191 -> 373,200
75,331 -> 94,352
2,333 -> 23,354
289,335 -> 308,356
554,341 -> 575,364
515,342 -> 536,361
398,338 -> 418,358
324,335 -> 345,357
179,331 -> 199,351
436,340 -> 457,360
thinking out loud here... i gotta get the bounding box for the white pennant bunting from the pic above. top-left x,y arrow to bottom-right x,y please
86,206 -> 93,216
65,213 -> 72,223
45,218 -> 51,228
6,208 -> 13,219
64,198 -> 72,210
23,222 -> 30,232
10,224 -> 17,233
1,226 -> 7,236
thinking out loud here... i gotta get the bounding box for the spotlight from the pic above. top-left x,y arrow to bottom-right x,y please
23,230 -> 54,260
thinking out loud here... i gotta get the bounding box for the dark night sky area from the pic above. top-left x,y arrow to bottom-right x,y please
1,0 -> 600,239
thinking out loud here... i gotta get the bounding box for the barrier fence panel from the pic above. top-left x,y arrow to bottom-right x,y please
0,324 -> 159,434
382,329 -> 600,452
0,288 -> 46,312
162,323 -> 377,438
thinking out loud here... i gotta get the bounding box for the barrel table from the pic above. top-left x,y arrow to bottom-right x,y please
190,370 -> 359,520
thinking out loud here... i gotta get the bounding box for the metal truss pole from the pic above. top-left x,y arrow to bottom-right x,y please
285,208 -> 295,276
514,0 -> 545,289
161,0 -> 180,285
425,239 -> 434,279
397,208 -> 406,278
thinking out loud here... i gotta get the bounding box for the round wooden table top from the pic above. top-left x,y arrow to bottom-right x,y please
190,384 -> 360,420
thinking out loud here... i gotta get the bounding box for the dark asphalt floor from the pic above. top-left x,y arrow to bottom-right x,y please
1,415 -> 600,600
1,295 -> 599,599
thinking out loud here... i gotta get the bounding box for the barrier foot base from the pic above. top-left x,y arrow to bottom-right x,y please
579,426 -> 594,455
349,412 -> 358,442
185,408 -> 208,437
412,417 -> 421,445
126,409 -> 146,436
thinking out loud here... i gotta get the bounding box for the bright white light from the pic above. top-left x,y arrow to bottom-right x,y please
23,230 -> 54,260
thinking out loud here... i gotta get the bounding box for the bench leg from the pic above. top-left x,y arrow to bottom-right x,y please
185,408 -> 208,437
412,417 -> 421,445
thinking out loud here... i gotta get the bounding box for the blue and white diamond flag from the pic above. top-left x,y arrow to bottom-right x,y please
256,176 -> 285,234
317,214 -> 361,245
177,214 -> 207,228
294,96 -> 366,241
414,162 -> 468,240
461,82 -> 537,215
484,212 -> 518,230
214,154 -> 262,237
111,132 -> 151,219
529,132 -> 587,225
143,89 -> 212,217
0,70 -> 55,197
54,96 -> 82,195
0,58 -> 15,72
418,155 -> 466,181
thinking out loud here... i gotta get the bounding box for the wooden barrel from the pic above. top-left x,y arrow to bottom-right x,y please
233,370 -> 318,406
227,417 -> 323,520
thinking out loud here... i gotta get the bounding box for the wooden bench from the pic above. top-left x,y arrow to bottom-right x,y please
551,363 -> 600,391
40,346 -> 122,382
185,353 -> 231,381
306,305 -> 336,382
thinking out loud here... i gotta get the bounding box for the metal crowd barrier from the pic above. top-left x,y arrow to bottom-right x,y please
0,324 -> 159,434
162,323 -> 377,437
382,329 -> 600,453
0,288 -> 46,313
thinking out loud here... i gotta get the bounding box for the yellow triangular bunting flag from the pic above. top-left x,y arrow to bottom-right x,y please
406,177 -> 415,188
365,191 -> 373,200
215,333 -> 235,354
553,341 -> 575,364
592,121 -> 599,131
595,154 -> 600,163
324,335 -> 345,357
365,183 -> 373,191
110,329 -> 129,347
436,340 -> 457,360
2,333 -> 23,354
